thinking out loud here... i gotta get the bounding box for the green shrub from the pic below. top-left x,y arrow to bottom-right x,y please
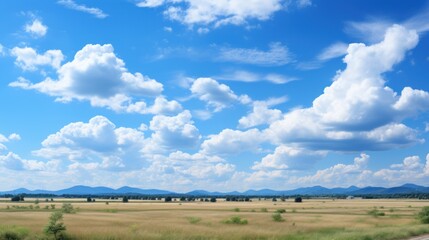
272,213 -> 285,222
187,217 -> 202,224
61,203 -> 75,214
233,208 -> 240,212
417,206 -> 429,224
260,208 -> 268,212
368,209 -> 385,217
223,216 -> 248,225
0,226 -> 29,240
276,209 -> 286,213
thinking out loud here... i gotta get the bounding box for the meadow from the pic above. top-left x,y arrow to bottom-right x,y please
0,198 -> 429,240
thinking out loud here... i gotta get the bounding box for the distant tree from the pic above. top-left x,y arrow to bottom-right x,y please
272,198 -> 277,202
122,196 -> 129,203
44,211 -> 66,240
11,196 -> 21,202
210,197 -> 217,202
87,197 -> 92,202
244,197 -> 250,202
180,197 -> 186,201
294,197 -> 302,203
165,196 -> 172,202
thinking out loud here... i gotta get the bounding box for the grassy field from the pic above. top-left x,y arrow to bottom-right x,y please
0,198 -> 428,240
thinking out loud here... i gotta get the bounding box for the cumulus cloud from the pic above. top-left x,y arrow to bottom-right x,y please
218,42 -> 292,66
25,19 -> 48,38
238,97 -> 286,128
10,44 -> 181,115
148,111 -> 201,150
201,128 -> 264,156
136,0 -> 287,28
253,146 -> 325,170
34,115 -> 146,170
0,152 -> 59,171
190,77 -> 250,112
0,44 -> 4,56
58,0 -> 108,18
288,153 -> 371,187
10,47 -> 64,71
266,25 -> 429,151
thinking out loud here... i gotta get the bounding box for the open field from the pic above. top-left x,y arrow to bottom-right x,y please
1,198 -> 429,239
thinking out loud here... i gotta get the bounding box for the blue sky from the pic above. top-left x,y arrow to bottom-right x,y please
1,0 -> 429,192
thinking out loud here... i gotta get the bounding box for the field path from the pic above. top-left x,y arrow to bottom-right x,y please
407,235 -> 429,240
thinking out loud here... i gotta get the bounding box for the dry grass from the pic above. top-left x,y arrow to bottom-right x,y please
0,198 -> 428,239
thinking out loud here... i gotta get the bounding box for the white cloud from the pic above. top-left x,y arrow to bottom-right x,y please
218,42 -> 292,66
253,146 -> 325,170
345,20 -> 392,43
137,0 -> 165,7
10,47 -> 64,71
317,42 -> 348,61
9,44 -> 180,115
8,133 -> 21,141
201,128 -> 264,156
238,97 -> 286,128
289,153 -> 371,187
34,115 -> 146,171
25,19 -> 48,38
0,152 -> 59,171
148,110 -> 201,150
217,70 -> 297,84
137,0 -> 285,28
425,122 -> 429,132
190,77 -> 250,112
266,25 -> 428,151
164,26 -> 173,32
58,0 -> 108,18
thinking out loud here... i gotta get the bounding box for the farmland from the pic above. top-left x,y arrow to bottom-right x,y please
1,198 -> 429,239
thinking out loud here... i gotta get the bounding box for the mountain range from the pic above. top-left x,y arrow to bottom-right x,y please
1,183 -> 429,196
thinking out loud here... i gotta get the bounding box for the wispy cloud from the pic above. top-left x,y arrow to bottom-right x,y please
216,70 -> 297,84
317,42 -> 348,61
218,42 -> 292,66
58,0 -> 108,19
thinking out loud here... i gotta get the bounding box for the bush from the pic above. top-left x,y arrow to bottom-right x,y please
260,208 -> 268,212
272,213 -> 285,222
165,196 -> 172,202
0,226 -> 29,240
417,206 -> 429,224
223,216 -> 248,225
233,208 -> 240,212
61,203 -> 75,214
122,197 -> 129,203
276,209 -> 286,213
368,209 -> 385,217
294,197 -> 302,203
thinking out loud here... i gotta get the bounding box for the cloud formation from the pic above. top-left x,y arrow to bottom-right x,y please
58,0 -> 108,18
25,19 -> 48,38
266,25 -> 429,151
10,44 -> 182,115
218,42 -> 292,66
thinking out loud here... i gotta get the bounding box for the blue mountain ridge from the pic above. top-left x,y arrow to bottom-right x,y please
1,184 -> 428,196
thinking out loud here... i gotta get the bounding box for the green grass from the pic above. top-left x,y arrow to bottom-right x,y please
279,225 -> 429,240
0,225 -> 29,240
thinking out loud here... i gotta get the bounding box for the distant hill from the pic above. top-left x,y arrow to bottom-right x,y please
1,184 -> 429,196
